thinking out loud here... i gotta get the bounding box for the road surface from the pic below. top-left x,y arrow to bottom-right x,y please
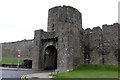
1,67 -> 53,80
1,67 -> 34,80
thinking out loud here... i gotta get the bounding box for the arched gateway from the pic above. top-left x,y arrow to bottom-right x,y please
44,46 -> 57,70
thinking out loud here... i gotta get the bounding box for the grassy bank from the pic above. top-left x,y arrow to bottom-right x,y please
51,64 -> 118,79
2,57 -> 23,65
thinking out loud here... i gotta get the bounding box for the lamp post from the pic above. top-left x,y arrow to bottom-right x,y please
17,50 -> 21,68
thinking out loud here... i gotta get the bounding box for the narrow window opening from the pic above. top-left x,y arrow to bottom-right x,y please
52,24 -> 54,31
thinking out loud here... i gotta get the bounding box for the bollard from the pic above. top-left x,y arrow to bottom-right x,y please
56,70 -> 59,78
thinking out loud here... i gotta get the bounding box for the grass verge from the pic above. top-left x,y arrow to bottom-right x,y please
51,64 -> 118,80
2,57 -> 23,65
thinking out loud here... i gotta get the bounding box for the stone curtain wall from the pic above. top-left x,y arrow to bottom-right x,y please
2,39 -> 34,60
84,23 -> 119,65
89,27 -> 102,64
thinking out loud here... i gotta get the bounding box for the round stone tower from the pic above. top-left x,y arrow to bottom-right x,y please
47,6 -> 84,71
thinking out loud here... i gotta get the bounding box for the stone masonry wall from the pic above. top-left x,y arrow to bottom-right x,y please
89,27 -> 102,64
2,39 -> 34,60
102,23 -> 119,65
84,23 -> 120,65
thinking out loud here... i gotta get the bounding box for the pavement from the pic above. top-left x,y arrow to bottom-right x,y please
21,72 -> 52,79
21,70 -> 56,79
0,67 -> 32,71
1,67 -> 54,79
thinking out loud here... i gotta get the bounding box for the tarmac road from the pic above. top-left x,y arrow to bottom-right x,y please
1,67 -> 53,80
2,69 -> 34,78
1,67 -> 34,80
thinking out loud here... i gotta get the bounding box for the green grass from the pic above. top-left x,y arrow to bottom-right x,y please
51,64 -> 118,80
2,57 -> 23,65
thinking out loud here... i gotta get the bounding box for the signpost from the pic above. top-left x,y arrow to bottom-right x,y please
17,50 -> 20,68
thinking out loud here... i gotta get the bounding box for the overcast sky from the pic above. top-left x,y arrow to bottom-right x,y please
0,0 -> 119,43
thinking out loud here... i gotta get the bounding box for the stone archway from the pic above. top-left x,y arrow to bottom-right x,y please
44,46 -> 57,70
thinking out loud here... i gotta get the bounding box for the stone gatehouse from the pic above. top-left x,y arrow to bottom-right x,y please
32,6 -> 119,71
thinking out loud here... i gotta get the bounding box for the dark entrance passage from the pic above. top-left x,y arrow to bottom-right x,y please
44,46 -> 57,70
